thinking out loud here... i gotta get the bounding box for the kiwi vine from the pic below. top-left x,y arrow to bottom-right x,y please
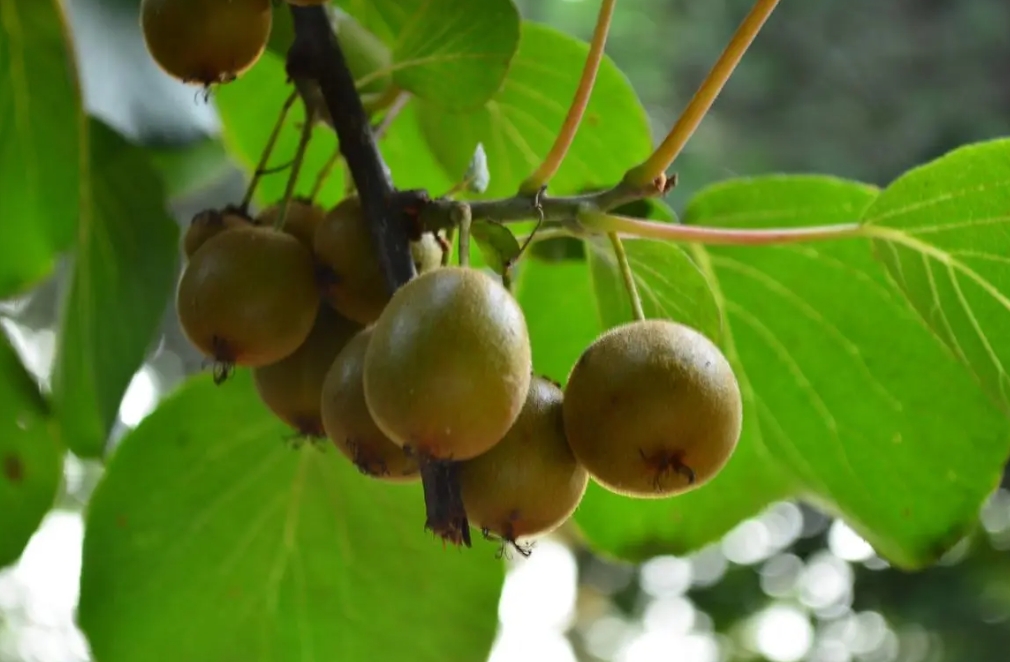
146,0 -> 797,555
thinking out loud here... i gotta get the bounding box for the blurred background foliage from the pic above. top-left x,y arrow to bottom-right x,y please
2,0 -> 1009,661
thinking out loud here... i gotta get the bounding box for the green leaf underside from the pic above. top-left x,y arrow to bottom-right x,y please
861,138 -> 1010,414
215,51 -> 347,211
416,20 -> 653,198
586,238 -> 724,345
336,0 -> 520,110
574,175 -> 1010,569
50,119 -> 179,459
0,0 -> 83,298
515,257 -> 603,386
0,334 -> 61,569
78,371 -> 504,662
471,222 -> 521,274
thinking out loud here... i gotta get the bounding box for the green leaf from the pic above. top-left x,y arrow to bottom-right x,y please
0,333 -> 61,569
471,222 -> 520,275
574,175 -> 1010,569
50,119 -> 179,459
0,0 -> 85,298
586,238 -> 723,344
416,21 -> 652,198
78,371 -> 504,662
336,0 -> 520,109
861,138 -> 1010,412
379,101 -> 457,194
145,138 -> 233,200
216,51 -> 347,211
515,257 -> 602,385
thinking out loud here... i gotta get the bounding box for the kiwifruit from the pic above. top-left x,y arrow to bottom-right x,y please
176,225 -> 320,377
252,306 -> 361,438
140,0 -> 272,86
183,207 -> 252,259
562,319 -> 743,498
363,267 -> 532,461
313,196 -> 444,324
320,326 -> 420,481
254,198 -> 324,250
459,376 -> 588,547
287,0 -> 328,5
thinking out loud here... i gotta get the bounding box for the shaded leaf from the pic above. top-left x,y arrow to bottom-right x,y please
78,370 -> 504,662
50,119 -> 179,459
861,138 -> 1010,412
471,222 -> 520,275
0,0 -> 84,298
0,333 -> 61,569
145,138 -> 233,199
586,238 -> 723,344
336,0 -> 519,109
417,21 -> 652,198
575,175 -> 1010,569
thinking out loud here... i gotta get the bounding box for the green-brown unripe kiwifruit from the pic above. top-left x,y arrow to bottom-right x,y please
255,198 -> 325,250
363,267 -> 533,461
320,326 -> 420,482
562,319 -> 742,498
459,376 -> 588,543
183,207 -> 253,259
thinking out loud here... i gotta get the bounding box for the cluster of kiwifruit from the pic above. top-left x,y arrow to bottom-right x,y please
175,196 -> 745,551
140,0 -> 329,87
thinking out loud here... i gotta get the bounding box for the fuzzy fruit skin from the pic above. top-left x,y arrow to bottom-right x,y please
313,196 -> 443,324
176,225 -> 320,367
459,376 -> 588,542
252,306 -> 360,437
254,198 -> 324,250
320,327 -> 420,482
140,0 -> 272,86
183,208 -> 252,259
363,267 -> 533,461
287,0 -> 328,5
562,319 -> 743,498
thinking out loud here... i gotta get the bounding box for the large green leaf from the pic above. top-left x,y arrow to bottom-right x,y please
514,256 -> 602,385
574,175 -> 1010,569
0,334 -> 61,569
215,51 -> 347,211
416,21 -> 652,198
861,139 -> 1010,412
586,238 -> 723,345
50,120 -> 179,459
336,0 -> 520,109
78,370 -> 504,662
0,0 -> 84,298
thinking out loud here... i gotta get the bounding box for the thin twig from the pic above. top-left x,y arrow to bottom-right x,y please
273,104 -> 316,231
623,0 -> 780,188
519,0 -> 618,195
241,90 -> 298,209
608,231 -> 645,321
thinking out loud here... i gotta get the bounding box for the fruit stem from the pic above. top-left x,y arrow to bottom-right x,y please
621,0 -> 780,189
607,231 -> 645,321
372,90 -> 412,141
309,143 -> 343,203
457,205 -> 472,267
579,208 -> 866,246
241,90 -> 298,210
518,0 -> 617,196
274,102 -> 317,231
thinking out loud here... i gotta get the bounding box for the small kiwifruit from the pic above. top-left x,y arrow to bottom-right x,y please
252,306 -> 361,438
183,207 -> 252,259
254,198 -> 325,250
363,266 -> 532,461
320,326 -> 420,481
313,196 -> 444,324
459,376 -> 588,546
562,319 -> 743,498
176,224 -> 320,376
140,0 -> 272,86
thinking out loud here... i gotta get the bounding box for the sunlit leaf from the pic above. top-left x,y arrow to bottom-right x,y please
0,0 -> 84,297
51,119 -> 179,459
0,333 -> 61,569
78,370 -> 504,662
575,176 -> 1010,569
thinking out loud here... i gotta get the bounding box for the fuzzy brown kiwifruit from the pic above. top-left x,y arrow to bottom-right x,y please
254,198 -> 325,250
562,319 -> 742,498
459,376 -> 588,549
363,267 -> 532,461
182,207 -> 253,259
176,224 -> 320,378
